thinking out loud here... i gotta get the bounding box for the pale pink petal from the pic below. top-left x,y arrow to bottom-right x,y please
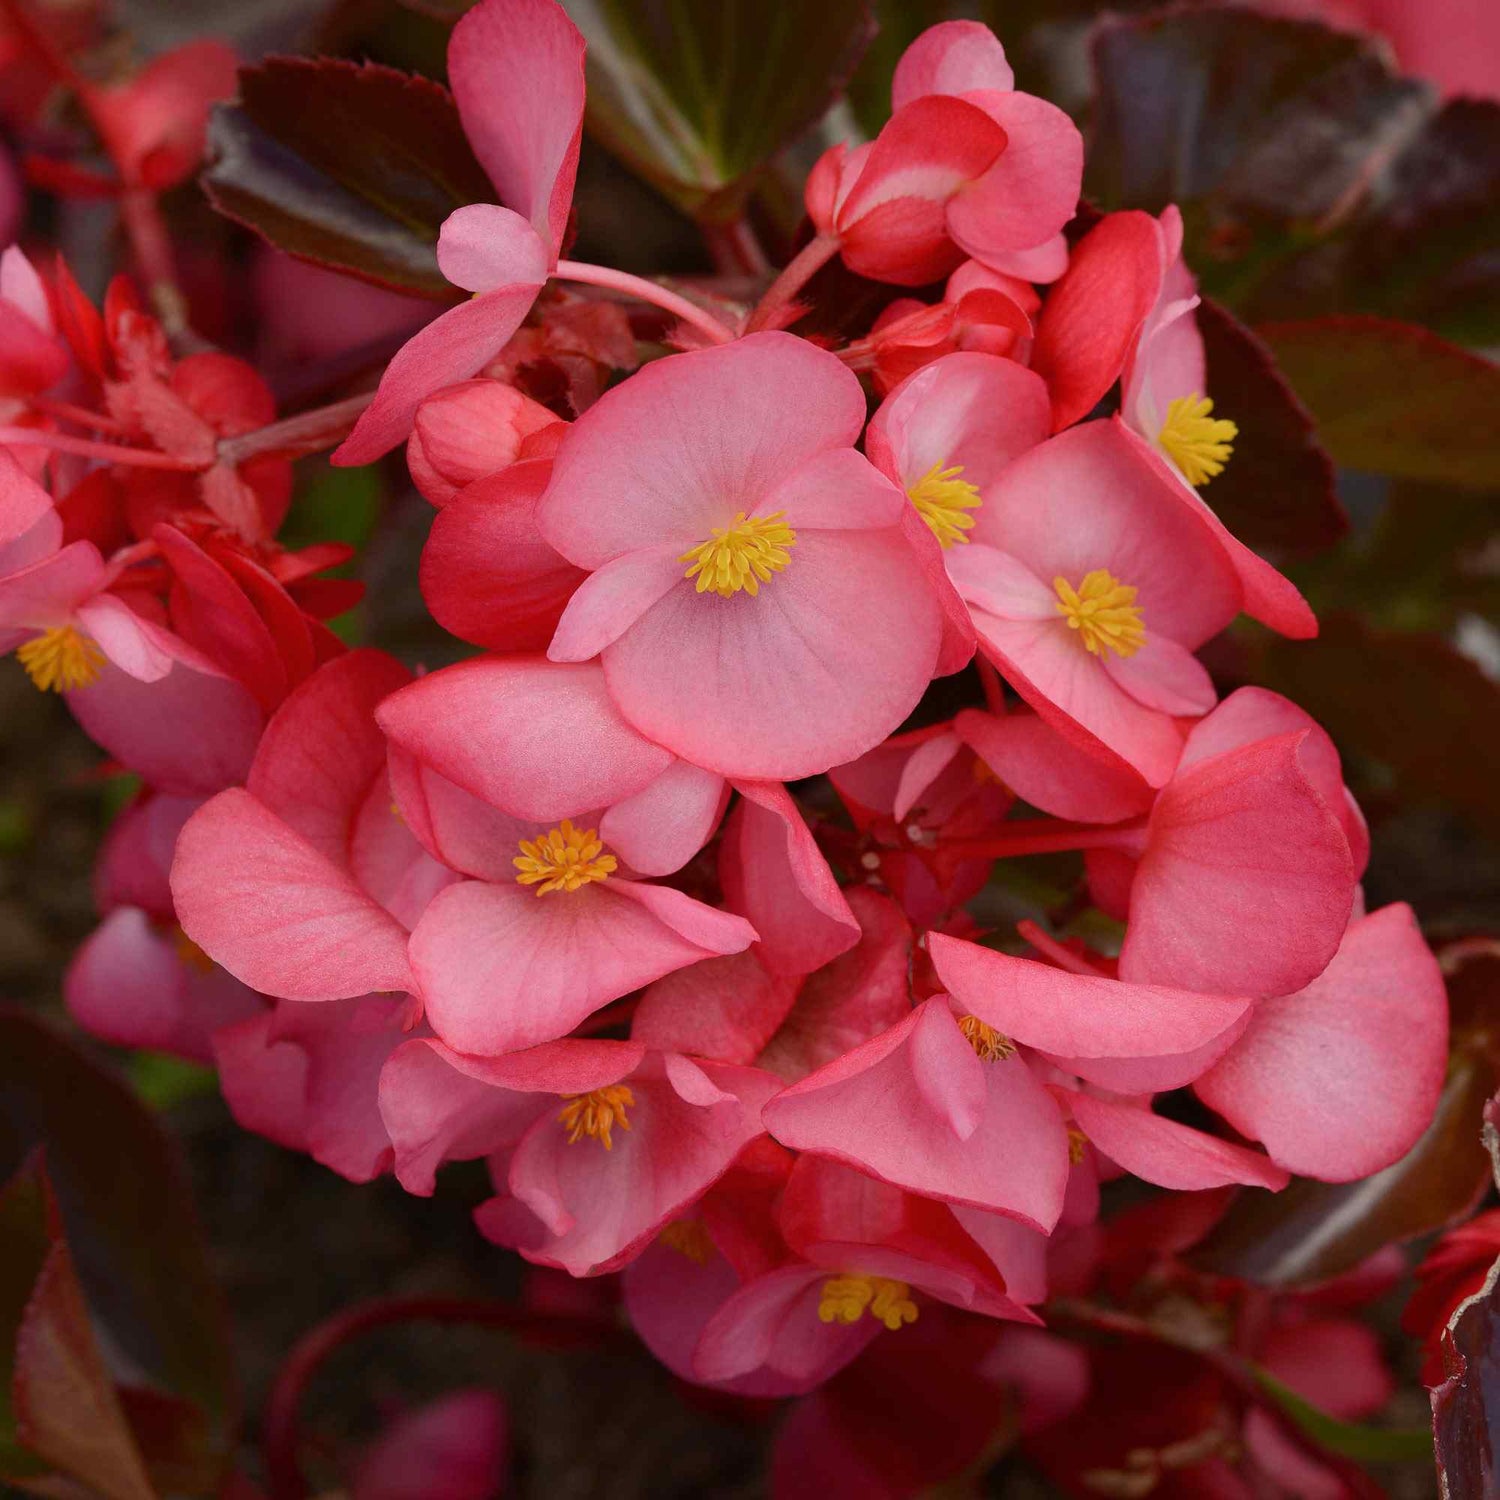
172,789 -> 416,1000
212,1012 -> 310,1154
377,655 -> 672,821
1119,732 -> 1357,997
1059,1088 -> 1289,1192
0,540 -> 104,629
0,449 -> 60,575
435,203 -> 550,293
1101,633 -> 1217,716
545,546 -> 686,661
538,334 -> 867,567
448,0 -> 586,257
601,761 -> 728,877
633,952 -> 799,1066
943,544 -> 1061,620
601,529 -> 942,780
892,20 -> 1014,105
761,447 -> 906,531
1194,905 -> 1447,1181
720,781 -> 859,976
74,595 -> 178,682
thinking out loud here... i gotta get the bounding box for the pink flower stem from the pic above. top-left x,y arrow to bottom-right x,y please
703,217 -> 770,277
937,819 -> 1149,862
1015,920 -> 1111,977
0,427 -> 201,470
552,260 -> 736,345
744,232 -> 842,334
118,188 -> 189,336
263,1295 -> 626,1500
27,396 -> 130,434
217,392 -> 378,465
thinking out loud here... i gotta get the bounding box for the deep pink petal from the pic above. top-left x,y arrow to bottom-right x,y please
350,1388 -> 508,1500
1194,905 -> 1447,1181
172,789 -> 416,999
633,952 -> 799,1066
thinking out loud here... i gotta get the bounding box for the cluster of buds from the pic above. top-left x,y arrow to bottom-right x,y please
3,0 -> 1449,1449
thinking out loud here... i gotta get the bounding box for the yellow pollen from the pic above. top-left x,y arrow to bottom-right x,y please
171,926 -> 214,976
907,461 -> 982,548
958,1014 -> 1016,1062
1054,570 -> 1146,658
1068,1127 -> 1089,1166
514,819 -> 617,895
659,1218 -> 714,1264
818,1274 -> 919,1332
16,625 -> 105,693
680,510 -> 796,598
558,1084 -> 635,1149
1157,393 -> 1237,487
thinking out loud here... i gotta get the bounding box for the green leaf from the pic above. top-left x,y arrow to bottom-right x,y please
1257,317 -> 1500,489
203,56 -> 493,299
127,1054 -> 218,1113
282,462 -> 384,552
0,1012 -> 238,1446
563,0 -> 875,221
1251,1365 -> 1433,1464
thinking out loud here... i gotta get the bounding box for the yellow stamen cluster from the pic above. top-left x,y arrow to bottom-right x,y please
659,1218 -> 715,1264
681,511 -> 796,598
514,820 -> 617,896
17,625 -> 104,693
558,1084 -> 635,1149
818,1274 -> 919,1331
1157,394 -> 1237,487
907,461 -> 982,548
958,1014 -> 1016,1062
1054,570 -> 1146,658
1068,1127 -> 1089,1166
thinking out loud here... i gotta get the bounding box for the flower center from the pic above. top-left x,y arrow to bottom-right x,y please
659,1218 -> 714,1264
818,1274 -> 919,1331
558,1084 -> 635,1149
514,820 -> 618,895
680,510 -> 796,598
958,1014 -> 1016,1061
16,625 -> 104,693
907,461 -> 981,548
1054,570 -> 1146,658
1157,394 -> 1237,487
1068,1127 -> 1089,1166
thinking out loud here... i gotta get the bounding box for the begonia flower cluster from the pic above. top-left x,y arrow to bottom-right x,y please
6,0 -> 1450,1422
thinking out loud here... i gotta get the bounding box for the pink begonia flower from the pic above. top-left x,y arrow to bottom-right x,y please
335,0 -> 586,462
941,417 -> 1313,785
0,447 -> 62,577
0,249 -> 70,415
763,994 -> 1072,1229
719,780 -> 860,977
0,536 -> 264,792
407,379 -> 561,506
378,1036 -> 780,1276
806,21 -> 1082,285
172,649 -> 452,1003
420,458 -> 587,653
1195,902 -> 1448,1182
350,1388 -> 509,1500
376,654 -> 726,879
65,789 -> 262,1062
539,333 -> 947,780
827,723 -> 1013,927
214,993 -> 414,1182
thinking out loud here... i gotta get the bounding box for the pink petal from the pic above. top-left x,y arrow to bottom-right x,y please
546,546 -> 686,661
0,449 -> 60,575
1120,732 -> 1357,997
601,760 -> 728,877
350,1388 -> 508,1500
537,333 -> 867,568
334,270 -> 547,465
448,0 -> 586,258
1101,632 -> 1217,716
436,202 -> 551,293
762,447 -> 906,531
943,543 -> 1060,620
720,781 -> 859,976
409,878 -> 753,1055
172,789 -> 416,1000
763,1001 -> 1069,1228
212,1012 -> 310,1154
954,707 -> 1152,823
377,655 -> 672,822
928,935 -> 1251,1067
1194,904 -> 1447,1181
408,380 -> 560,507
420,459 -> 585,651
601,529 -> 942,780
1059,1088 -> 1289,1192
944,91 -> 1083,260
0,539 -> 104,629
892,20 -> 1015,104
74,594 -> 178,682
633,952 -> 799,1066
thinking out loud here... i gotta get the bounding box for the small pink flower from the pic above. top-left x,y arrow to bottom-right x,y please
539,332 -> 947,780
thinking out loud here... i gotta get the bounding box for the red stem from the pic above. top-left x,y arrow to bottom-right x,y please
27,396 -> 129,434
744,233 -> 841,334
262,1295 -> 625,1500
1015,920 -> 1110,977
0,427 -> 201,470
703,218 -> 770,278
552,260 -> 735,345
217,393 -> 377,465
